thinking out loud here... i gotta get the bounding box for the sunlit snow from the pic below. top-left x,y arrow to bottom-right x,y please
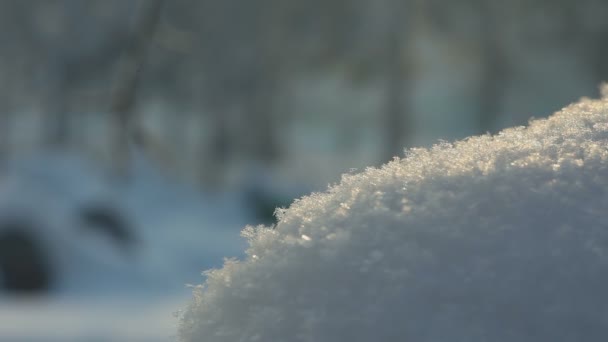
179,89 -> 608,341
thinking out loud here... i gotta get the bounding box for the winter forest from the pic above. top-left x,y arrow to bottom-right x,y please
1,0 -> 608,341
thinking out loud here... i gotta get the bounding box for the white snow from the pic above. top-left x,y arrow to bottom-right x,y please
179,90 -> 608,341
0,150 -> 250,341
0,296 -> 183,342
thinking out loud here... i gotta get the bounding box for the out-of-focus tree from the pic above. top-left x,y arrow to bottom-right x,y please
2,0 -> 608,188
0,1 -> 135,148
173,0 -> 368,185
423,0 -> 509,134
477,0 -> 508,134
109,0 -> 164,178
382,0 -> 411,162
560,0 -> 608,88
186,0 -> 284,185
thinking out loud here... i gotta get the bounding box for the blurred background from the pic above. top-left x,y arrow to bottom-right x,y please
0,0 -> 607,340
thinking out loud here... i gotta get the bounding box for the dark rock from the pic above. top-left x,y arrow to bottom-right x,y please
78,204 -> 136,251
0,227 -> 52,293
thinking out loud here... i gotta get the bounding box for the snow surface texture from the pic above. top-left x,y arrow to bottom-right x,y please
179,90 -> 608,342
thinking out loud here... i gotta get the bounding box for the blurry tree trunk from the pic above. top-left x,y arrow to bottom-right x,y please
0,109 -> 10,169
589,31 -> 608,87
383,0 -> 410,162
0,64 -> 13,166
477,0 -> 506,134
209,104 -> 232,164
45,63 -> 71,147
244,74 -> 280,163
43,0 -> 84,148
192,2 -> 234,188
243,2 -> 282,164
201,102 -> 233,189
554,2 -> 608,96
109,0 -> 164,178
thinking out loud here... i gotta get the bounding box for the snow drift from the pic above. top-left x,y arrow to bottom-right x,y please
179,91 -> 608,342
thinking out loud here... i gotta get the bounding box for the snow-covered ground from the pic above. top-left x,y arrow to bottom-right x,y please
0,296 -> 183,342
179,92 -> 608,341
0,150 -> 251,341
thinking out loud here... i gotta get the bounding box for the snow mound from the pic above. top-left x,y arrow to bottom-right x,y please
179,92 -> 608,342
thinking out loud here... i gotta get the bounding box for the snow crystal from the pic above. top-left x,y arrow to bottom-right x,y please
179,91 -> 608,342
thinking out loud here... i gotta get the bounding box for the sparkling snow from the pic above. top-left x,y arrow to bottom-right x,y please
179,90 -> 608,341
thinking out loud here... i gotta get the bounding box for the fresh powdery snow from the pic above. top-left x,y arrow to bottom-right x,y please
178,90 -> 608,342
